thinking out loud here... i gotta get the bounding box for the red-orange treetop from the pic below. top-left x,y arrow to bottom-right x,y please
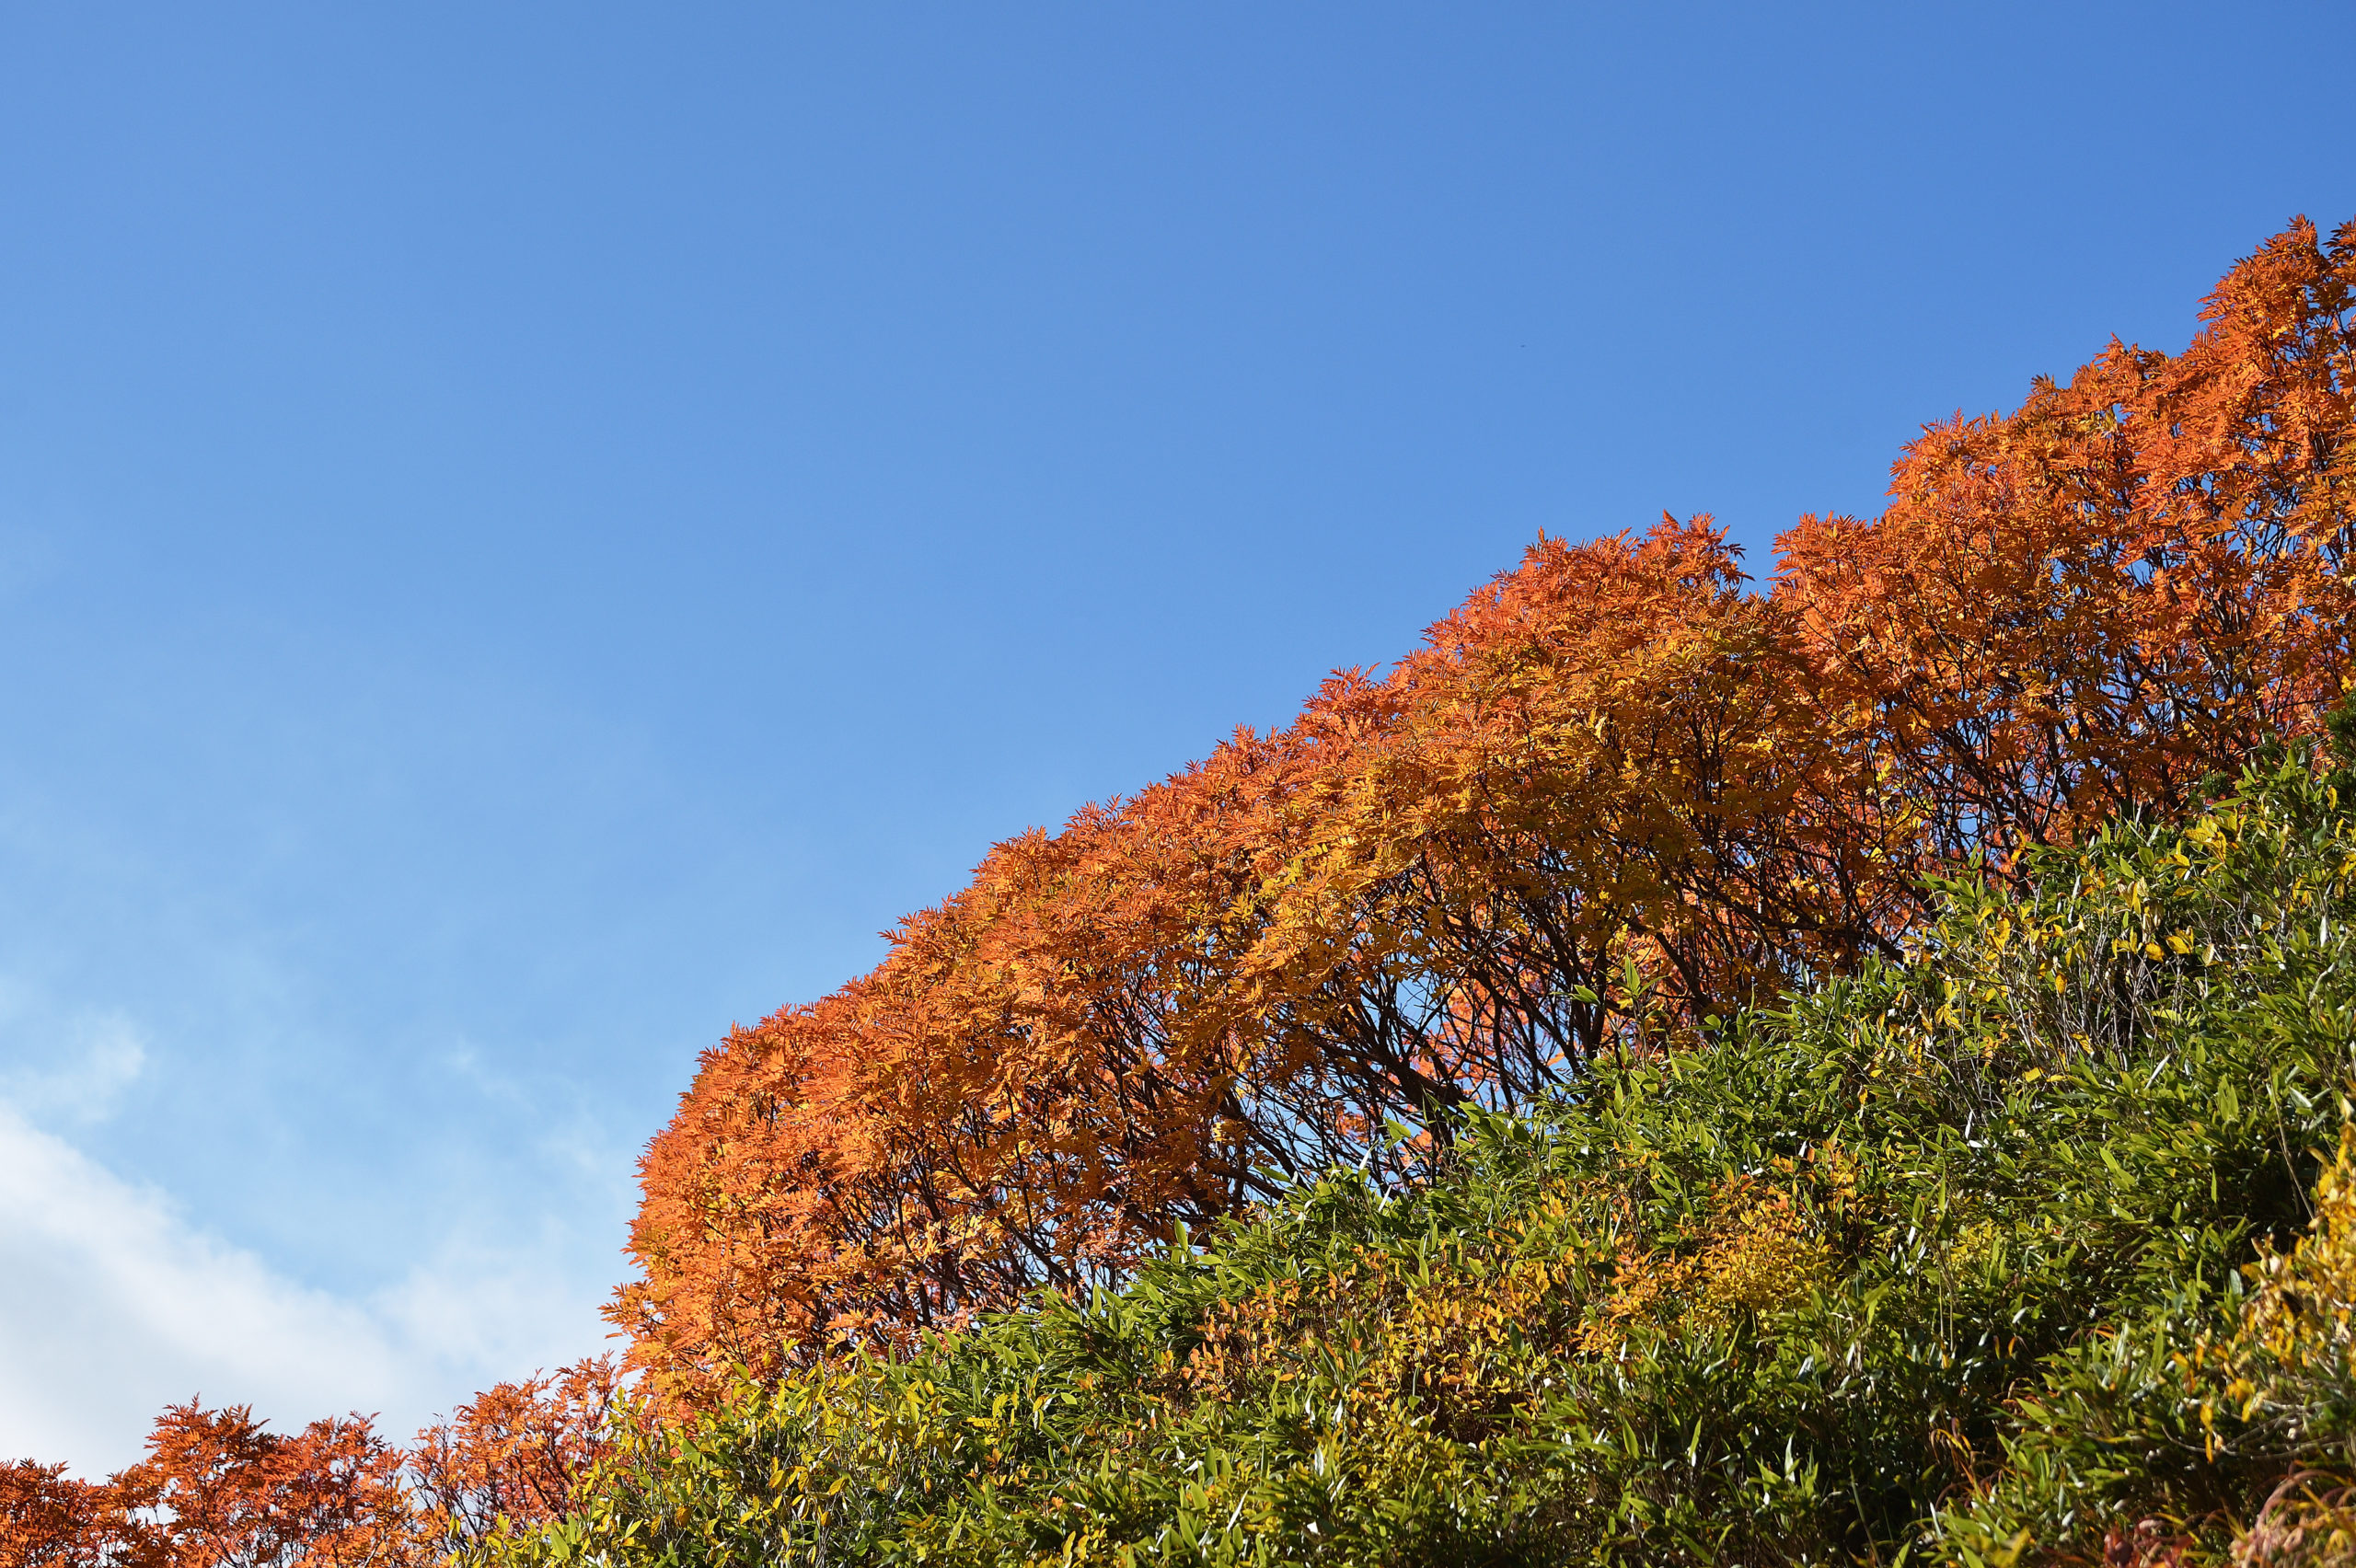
615,216 -> 2355,1394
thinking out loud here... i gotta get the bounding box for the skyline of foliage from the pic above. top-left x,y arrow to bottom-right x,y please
473,726 -> 2356,1565
617,213 -> 2356,1392
5,210 -> 2350,1567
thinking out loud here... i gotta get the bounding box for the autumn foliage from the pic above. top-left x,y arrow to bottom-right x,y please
9,213 -> 2354,1565
1,1403 -> 415,1568
407,1357 -> 626,1553
0,1364 -> 625,1568
614,215 -> 2356,1389
476,738 -> 2356,1565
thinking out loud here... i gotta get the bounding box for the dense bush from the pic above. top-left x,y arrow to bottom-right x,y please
470,729 -> 2356,1565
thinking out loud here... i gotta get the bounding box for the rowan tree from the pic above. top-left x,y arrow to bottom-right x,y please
615,214 -> 2356,1392
0,1460 -> 141,1568
107,1402 -> 421,1568
409,1357 -> 626,1551
3,1402 -> 427,1568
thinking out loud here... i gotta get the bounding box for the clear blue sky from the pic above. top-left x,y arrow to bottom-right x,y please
1,2 -> 2349,1471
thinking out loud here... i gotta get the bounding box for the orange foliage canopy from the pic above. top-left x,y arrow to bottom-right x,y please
616,216 -> 2356,1393
2,1402 -> 417,1568
1,1462 -> 119,1568
409,1356 -> 626,1551
0,1364 -> 624,1568
115,1403 -> 415,1568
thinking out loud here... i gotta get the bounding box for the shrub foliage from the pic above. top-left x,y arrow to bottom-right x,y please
618,216 -> 2356,1386
476,734 -> 2356,1564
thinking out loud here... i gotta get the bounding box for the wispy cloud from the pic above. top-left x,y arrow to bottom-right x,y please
0,990 -> 150,1124
0,1101 -> 618,1477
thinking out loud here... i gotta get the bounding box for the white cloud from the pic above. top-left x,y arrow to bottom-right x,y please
0,1102 -> 618,1478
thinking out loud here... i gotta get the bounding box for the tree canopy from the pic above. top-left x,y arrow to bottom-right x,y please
615,215 -> 2356,1394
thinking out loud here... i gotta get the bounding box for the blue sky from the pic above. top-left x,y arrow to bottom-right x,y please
1,3 -> 2350,1472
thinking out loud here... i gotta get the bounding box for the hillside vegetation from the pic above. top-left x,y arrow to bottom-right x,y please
618,218 -> 2356,1395
6,216 -> 2352,1568
476,735 -> 2356,1566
